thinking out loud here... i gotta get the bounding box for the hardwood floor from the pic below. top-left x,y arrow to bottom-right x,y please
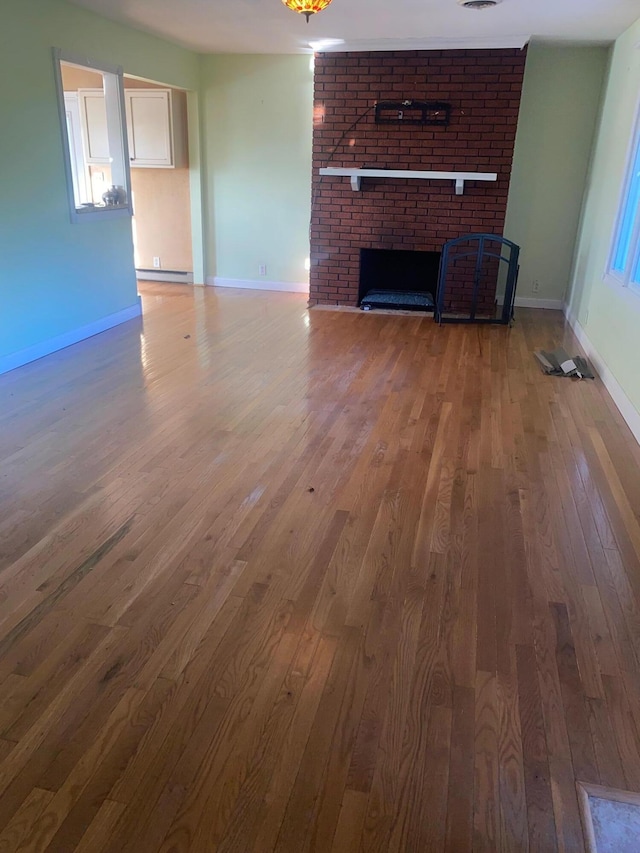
1,282 -> 640,851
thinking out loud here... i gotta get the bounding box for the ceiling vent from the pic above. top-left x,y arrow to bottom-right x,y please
458,0 -> 502,8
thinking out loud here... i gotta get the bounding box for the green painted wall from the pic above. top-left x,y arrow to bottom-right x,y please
202,46 -> 607,298
504,43 -> 609,304
566,15 -> 640,412
201,54 -> 313,286
0,0 -> 199,362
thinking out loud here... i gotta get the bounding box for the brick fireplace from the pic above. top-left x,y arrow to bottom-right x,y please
309,48 -> 527,308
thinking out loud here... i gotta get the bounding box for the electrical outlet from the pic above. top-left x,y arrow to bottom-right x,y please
153,257 -> 161,269
532,279 -> 540,294
259,264 -> 267,277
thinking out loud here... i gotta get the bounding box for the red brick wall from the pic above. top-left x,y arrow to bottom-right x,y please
309,48 -> 527,307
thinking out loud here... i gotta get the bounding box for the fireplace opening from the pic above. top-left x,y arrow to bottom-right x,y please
358,248 -> 441,311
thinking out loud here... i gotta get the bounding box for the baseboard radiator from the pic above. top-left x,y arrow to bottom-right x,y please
136,269 -> 194,284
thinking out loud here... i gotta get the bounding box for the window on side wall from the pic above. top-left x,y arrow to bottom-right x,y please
607,105 -> 640,293
53,49 -> 132,223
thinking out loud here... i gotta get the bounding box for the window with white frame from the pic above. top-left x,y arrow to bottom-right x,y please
608,106 -> 640,291
53,49 -> 132,224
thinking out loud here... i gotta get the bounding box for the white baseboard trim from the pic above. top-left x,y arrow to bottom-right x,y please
0,300 -> 142,376
565,309 -> 640,446
514,296 -> 565,310
136,270 -> 194,284
206,276 -> 309,294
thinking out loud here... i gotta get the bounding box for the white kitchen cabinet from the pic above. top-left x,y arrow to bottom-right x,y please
77,88 -> 187,170
125,89 -> 187,169
78,89 -> 110,164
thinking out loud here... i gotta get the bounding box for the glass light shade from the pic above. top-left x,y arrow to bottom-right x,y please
282,0 -> 333,22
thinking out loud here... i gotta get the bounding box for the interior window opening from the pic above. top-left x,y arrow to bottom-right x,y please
54,51 -> 132,221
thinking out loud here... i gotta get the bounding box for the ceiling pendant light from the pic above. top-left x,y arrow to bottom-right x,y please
282,0 -> 334,23
457,0 -> 502,8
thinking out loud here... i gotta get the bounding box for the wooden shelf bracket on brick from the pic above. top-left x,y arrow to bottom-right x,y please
319,167 -> 498,195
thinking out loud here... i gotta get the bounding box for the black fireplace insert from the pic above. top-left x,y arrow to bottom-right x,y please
358,248 -> 440,312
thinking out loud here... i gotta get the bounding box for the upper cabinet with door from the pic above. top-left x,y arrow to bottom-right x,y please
125,89 -> 187,169
78,89 -> 110,164
77,87 -> 187,169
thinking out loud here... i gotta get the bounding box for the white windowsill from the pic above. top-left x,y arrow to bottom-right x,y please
70,204 -> 132,224
602,271 -> 640,309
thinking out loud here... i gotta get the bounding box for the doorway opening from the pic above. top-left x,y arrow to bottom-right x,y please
124,76 -> 194,285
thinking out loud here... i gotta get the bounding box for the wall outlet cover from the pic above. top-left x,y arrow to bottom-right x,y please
153,257 -> 161,269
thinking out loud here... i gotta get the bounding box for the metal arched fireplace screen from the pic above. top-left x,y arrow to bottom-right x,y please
435,234 -> 520,324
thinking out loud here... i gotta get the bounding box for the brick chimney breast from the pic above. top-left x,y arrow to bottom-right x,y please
309,48 -> 527,307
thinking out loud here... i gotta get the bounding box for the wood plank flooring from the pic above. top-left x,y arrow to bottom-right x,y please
1,282 -> 640,850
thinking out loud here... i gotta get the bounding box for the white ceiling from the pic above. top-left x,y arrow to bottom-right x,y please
69,0 -> 639,54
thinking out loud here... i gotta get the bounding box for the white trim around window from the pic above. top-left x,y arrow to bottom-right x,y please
605,93 -> 640,295
52,48 -> 133,224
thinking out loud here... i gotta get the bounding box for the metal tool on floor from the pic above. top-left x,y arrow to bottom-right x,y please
534,347 -> 594,379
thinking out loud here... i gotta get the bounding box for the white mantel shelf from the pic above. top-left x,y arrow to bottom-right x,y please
319,167 -> 498,195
